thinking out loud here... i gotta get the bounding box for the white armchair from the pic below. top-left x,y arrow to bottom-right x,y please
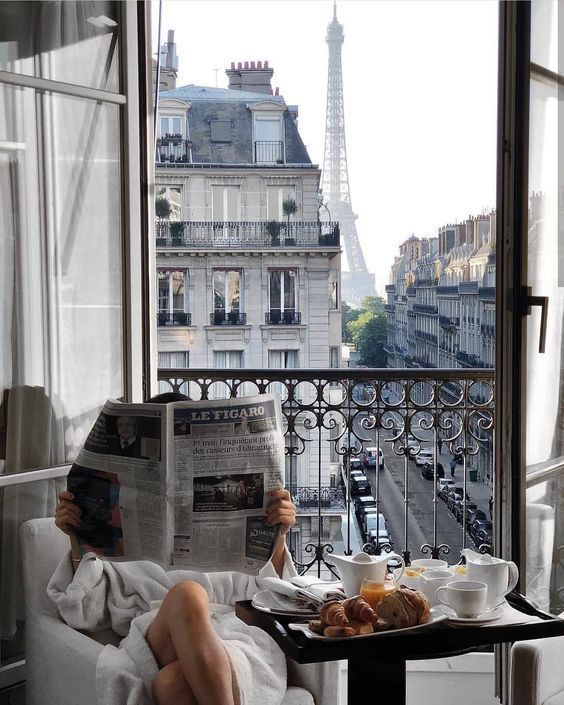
510,636 -> 564,705
21,518 -> 339,705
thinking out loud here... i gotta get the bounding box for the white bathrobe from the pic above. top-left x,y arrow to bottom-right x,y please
47,551 -> 297,705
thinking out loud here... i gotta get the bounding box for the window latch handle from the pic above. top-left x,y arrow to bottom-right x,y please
524,287 -> 549,354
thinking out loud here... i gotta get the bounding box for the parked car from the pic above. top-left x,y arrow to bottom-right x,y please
455,502 -> 478,524
351,474 -> 371,497
474,525 -> 493,548
363,446 -> 384,470
437,477 -> 456,494
471,518 -> 492,541
466,508 -> 488,532
421,461 -> 445,481
354,495 -> 377,522
446,487 -> 470,513
349,457 -> 364,472
415,449 -> 434,467
367,527 -> 394,551
364,512 -> 392,546
362,511 -> 387,540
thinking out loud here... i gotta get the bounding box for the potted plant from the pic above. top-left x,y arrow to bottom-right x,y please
170,220 -> 184,246
282,197 -> 297,245
155,197 -> 171,244
266,220 -> 281,245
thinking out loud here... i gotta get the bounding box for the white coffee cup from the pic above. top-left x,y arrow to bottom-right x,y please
411,558 -> 449,572
436,580 -> 488,618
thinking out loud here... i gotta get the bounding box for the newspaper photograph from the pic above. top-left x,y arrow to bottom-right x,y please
67,393 -> 285,574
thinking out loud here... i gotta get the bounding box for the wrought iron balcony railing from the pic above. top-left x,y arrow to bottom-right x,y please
413,303 -> 439,315
155,221 -> 340,249
209,311 -> 247,326
157,367 -> 495,576
265,310 -> 302,325
156,136 -> 190,164
157,311 -> 191,327
254,140 -> 284,164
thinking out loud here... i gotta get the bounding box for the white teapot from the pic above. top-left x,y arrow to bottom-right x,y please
461,548 -> 518,608
330,551 -> 405,597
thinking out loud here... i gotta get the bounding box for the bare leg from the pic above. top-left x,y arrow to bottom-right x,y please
152,661 -> 196,705
147,581 -> 235,705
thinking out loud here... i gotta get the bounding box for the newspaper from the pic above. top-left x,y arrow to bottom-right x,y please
67,394 -> 285,574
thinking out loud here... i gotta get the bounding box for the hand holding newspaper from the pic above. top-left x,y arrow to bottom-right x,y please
67,394 -> 286,575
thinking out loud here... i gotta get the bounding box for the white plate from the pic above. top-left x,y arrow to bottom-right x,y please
251,590 -> 319,617
287,607 -> 448,640
435,604 -> 503,625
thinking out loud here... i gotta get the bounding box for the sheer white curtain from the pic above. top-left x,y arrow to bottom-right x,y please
0,1 -> 123,643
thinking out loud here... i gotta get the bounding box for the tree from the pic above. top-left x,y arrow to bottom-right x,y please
355,314 -> 388,367
342,301 -> 361,343
282,197 -> 297,239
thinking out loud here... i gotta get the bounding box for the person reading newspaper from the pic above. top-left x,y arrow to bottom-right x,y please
49,393 -> 297,705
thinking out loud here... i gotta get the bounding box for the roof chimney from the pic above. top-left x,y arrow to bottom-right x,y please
225,59 -> 275,95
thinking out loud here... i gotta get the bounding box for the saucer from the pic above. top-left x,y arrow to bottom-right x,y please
436,604 -> 503,625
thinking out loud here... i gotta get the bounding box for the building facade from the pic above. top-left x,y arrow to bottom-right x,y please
155,62 -> 342,493
384,213 -> 496,482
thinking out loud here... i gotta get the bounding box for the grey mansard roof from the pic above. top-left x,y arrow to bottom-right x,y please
160,84 -> 313,166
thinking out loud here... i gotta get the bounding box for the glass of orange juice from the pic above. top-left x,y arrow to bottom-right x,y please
360,577 -> 398,610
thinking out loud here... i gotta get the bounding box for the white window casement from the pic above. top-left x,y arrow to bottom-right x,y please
212,269 -> 242,324
268,350 -> 299,369
267,185 -> 297,221
249,101 -> 286,164
268,269 -> 298,324
158,351 -> 189,368
157,270 -> 189,326
213,350 -> 243,368
159,114 -> 184,138
212,184 -> 240,222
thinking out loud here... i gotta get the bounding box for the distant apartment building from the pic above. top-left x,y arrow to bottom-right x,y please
384,212 -> 496,481
154,59 -> 342,494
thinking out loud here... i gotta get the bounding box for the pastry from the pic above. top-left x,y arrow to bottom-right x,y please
323,625 -> 357,638
376,587 -> 431,629
320,600 -> 349,627
342,595 -> 378,624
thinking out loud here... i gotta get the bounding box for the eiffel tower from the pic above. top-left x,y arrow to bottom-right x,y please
321,1 -> 376,307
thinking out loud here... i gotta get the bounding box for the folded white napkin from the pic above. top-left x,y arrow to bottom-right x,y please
261,576 -> 345,609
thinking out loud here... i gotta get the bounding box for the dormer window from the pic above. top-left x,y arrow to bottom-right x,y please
249,101 -> 286,164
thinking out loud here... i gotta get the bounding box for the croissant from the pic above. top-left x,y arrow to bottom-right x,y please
342,595 -> 378,624
320,600 -> 349,627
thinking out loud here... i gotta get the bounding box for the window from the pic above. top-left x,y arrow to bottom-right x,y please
268,269 -> 297,323
330,347 -> 340,368
0,0 -> 146,686
212,185 -> 239,222
328,269 -> 339,310
158,351 -> 189,368
213,351 -> 243,368
254,114 -> 284,163
158,352 -> 189,395
156,186 -> 182,220
268,350 -> 299,369
212,269 -> 241,324
267,186 -> 296,221
210,119 -> 231,142
160,114 -> 184,137
157,270 -> 188,325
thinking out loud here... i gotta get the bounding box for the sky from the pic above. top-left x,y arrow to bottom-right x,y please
152,0 -> 499,295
